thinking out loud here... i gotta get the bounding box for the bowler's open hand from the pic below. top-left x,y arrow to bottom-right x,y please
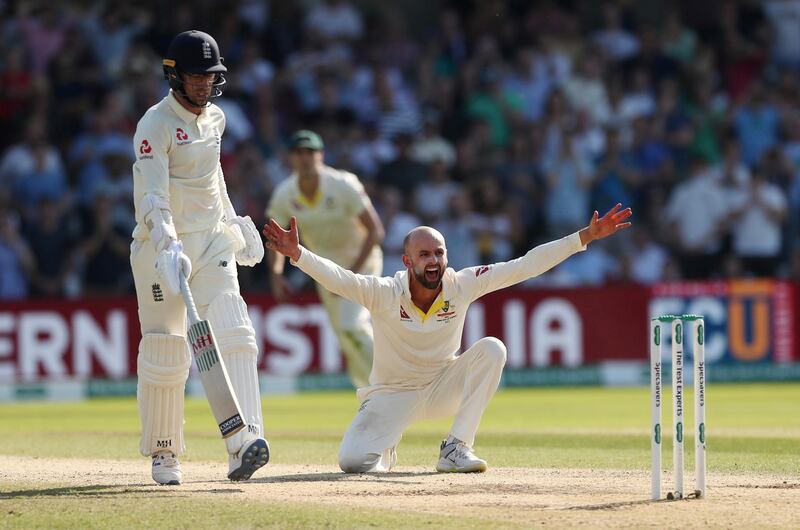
580,203 -> 633,246
263,216 -> 302,262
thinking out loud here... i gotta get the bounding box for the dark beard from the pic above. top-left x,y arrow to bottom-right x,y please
414,268 -> 442,290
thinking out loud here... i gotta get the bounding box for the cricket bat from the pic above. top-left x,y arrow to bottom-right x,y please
179,271 -> 246,438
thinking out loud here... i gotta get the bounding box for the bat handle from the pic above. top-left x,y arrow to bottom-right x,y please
179,270 -> 201,326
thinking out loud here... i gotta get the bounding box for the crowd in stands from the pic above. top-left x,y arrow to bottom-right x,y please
1,0 -> 800,300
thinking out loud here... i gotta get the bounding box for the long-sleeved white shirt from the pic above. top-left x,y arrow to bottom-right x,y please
132,91 -> 235,240
292,232 -> 586,398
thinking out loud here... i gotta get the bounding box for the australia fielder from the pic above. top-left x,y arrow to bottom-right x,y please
266,130 -> 384,388
264,204 -> 632,472
131,30 -> 268,485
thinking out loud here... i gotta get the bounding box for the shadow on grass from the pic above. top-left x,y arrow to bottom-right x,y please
252,470 -> 440,484
0,484 -> 243,499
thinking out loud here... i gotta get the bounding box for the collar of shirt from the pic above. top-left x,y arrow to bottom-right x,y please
166,90 -> 204,124
397,268 -> 452,321
291,167 -> 329,207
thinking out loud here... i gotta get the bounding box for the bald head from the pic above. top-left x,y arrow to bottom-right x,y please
403,226 -> 446,256
402,226 -> 448,290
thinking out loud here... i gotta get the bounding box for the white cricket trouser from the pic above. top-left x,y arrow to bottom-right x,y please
338,337 -> 506,473
132,223 -> 263,457
316,250 -> 382,389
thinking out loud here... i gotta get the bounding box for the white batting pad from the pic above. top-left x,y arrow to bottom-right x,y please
206,293 -> 263,454
137,333 -> 191,456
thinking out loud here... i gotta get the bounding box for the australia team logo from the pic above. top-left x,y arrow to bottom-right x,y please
436,300 -> 456,323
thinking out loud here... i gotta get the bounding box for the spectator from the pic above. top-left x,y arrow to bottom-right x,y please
10,134 -> 68,211
542,130 -> 594,236
46,27 -> 102,140
591,127 -> 638,214
0,46 -> 35,137
83,4 -> 150,80
619,68 -> 657,122
413,160 -> 459,225
763,0 -> 800,69
620,226 -> 670,284
501,46 -> 553,123
0,118 -> 65,190
592,3 -> 640,62
411,112 -> 456,168
378,187 -> 421,276
376,132 -> 428,202
664,158 -> 730,279
734,82 -> 780,167
0,209 -> 34,300
564,52 -> 611,125
547,238 -> 620,286
234,38 -> 276,98
15,3 -> 70,74
437,189 -> 480,271
23,196 -> 80,297
470,179 -> 522,263
304,0 -> 364,43
466,68 -> 524,148
728,166 -> 788,277
78,192 -> 132,296
661,12 -> 697,66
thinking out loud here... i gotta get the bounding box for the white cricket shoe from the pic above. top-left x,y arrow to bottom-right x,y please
228,437 -> 270,481
152,451 -> 182,485
436,437 -> 488,473
376,446 -> 397,472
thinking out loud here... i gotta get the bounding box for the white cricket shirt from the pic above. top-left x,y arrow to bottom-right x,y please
132,91 -> 232,240
292,232 -> 586,397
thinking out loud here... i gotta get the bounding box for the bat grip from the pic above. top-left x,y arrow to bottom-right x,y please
179,271 -> 201,325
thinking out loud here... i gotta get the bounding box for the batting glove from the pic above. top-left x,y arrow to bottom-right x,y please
227,215 -> 264,267
155,240 -> 192,294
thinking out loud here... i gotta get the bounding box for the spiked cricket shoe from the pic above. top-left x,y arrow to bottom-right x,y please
228,437 -> 270,481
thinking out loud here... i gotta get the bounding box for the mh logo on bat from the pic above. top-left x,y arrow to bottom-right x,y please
191,332 -> 215,354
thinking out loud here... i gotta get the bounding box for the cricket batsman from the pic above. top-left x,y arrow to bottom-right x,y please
266,130 -> 384,388
131,30 -> 268,485
264,204 -> 631,472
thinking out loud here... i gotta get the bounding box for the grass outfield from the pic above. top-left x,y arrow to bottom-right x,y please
1,383 -> 799,528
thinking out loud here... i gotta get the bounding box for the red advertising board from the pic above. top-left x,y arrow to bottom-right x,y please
0,281 -> 795,382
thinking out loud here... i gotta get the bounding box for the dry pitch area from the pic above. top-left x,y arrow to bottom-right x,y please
2,456 -> 798,528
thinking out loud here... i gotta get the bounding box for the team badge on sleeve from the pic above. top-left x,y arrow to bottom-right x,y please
138,139 -> 153,159
474,265 -> 490,277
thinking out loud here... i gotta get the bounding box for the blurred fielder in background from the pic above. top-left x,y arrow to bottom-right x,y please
264,204 -> 632,473
266,130 -> 384,388
131,30 -> 268,485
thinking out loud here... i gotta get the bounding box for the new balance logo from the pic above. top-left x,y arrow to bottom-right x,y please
474,265 -> 490,277
400,306 -> 411,321
152,284 -> 164,302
